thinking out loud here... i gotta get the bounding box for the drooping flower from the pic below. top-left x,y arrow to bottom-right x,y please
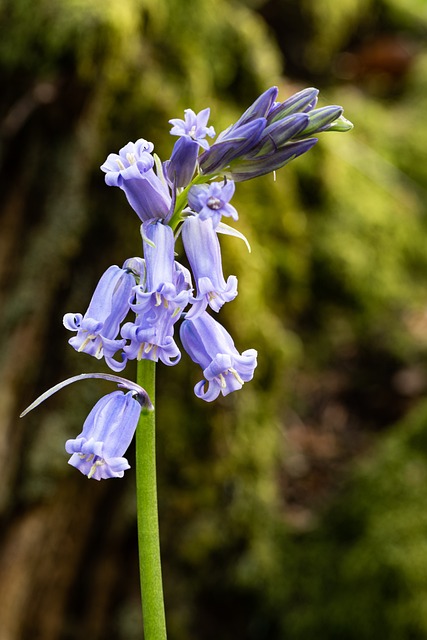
131,220 -> 191,320
63,264 -> 136,371
181,215 -> 237,318
180,312 -> 258,402
188,180 -> 238,228
65,390 -> 143,480
119,221 -> 190,366
121,310 -> 182,366
169,108 -> 215,150
101,139 -> 171,221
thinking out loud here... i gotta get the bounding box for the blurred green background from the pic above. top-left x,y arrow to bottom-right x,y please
1,0 -> 427,638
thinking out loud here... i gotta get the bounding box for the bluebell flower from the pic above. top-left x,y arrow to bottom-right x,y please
21,374 -> 151,478
63,265 -> 135,372
119,221 -> 190,366
121,310 -> 181,366
131,220 -> 191,319
65,390 -> 143,480
164,136 -> 199,188
181,215 -> 238,318
188,180 -> 238,228
169,107 -> 215,150
101,139 -> 171,221
180,312 -> 258,402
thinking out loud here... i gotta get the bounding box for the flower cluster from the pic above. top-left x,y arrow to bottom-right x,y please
22,86 -> 352,478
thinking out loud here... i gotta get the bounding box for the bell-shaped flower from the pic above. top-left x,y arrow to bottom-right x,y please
163,136 -> 199,188
101,139 -> 171,221
63,265 -> 135,372
180,312 -> 258,402
188,180 -> 238,228
169,107 -> 215,150
65,390 -> 143,480
131,221 -> 191,320
181,215 -> 237,318
121,309 -> 181,366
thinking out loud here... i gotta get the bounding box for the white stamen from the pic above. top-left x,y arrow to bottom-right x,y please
229,367 -> 244,385
78,335 -> 96,352
88,459 -> 104,479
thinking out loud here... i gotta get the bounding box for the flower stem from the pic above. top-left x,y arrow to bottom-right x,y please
136,359 -> 167,640
169,172 -> 214,231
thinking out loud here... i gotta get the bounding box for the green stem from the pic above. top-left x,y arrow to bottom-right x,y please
136,359 -> 167,640
168,172 -> 214,231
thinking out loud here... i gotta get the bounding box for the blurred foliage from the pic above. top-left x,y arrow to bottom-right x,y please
2,0 -> 427,638
277,398 -> 427,640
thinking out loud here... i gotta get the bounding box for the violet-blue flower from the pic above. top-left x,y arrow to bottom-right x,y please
63,264 -> 135,372
180,312 -> 258,402
131,220 -> 191,320
101,139 -> 171,221
181,215 -> 237,318
169,107 -> 215,150
121,310 -> 181,366
65,390 -> 143,480
188,180 -> 238,228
